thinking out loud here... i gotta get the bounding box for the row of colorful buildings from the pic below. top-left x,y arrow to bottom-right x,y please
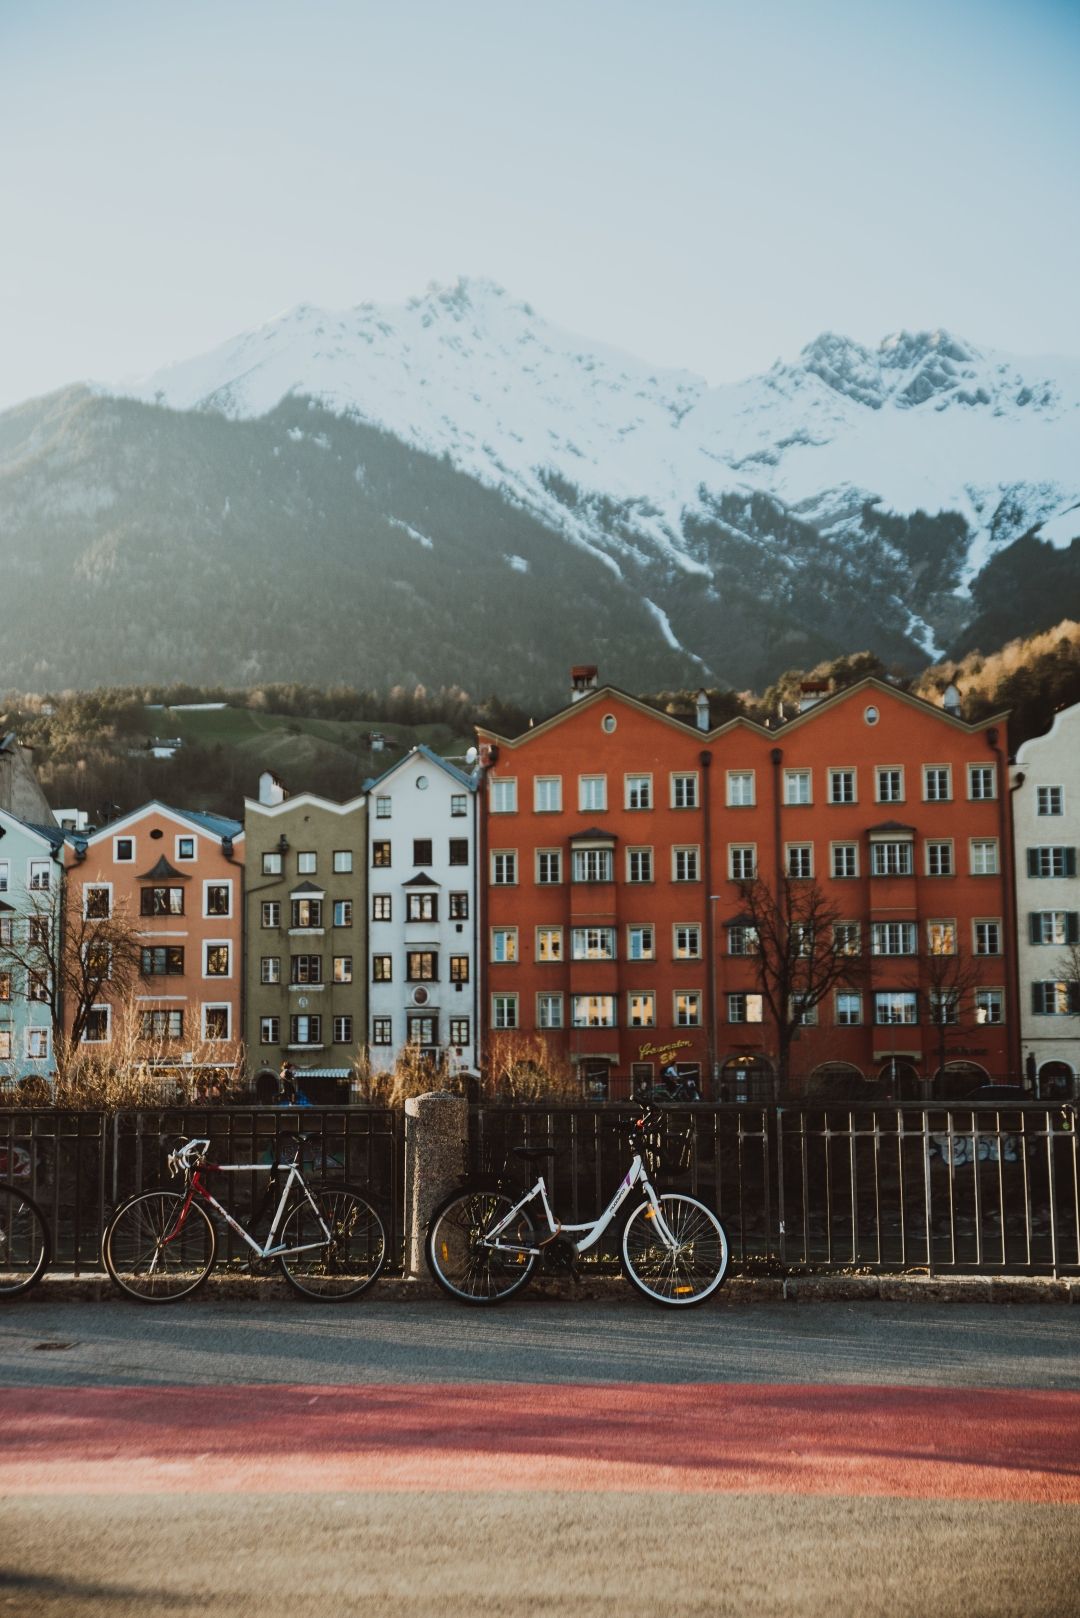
2,674 -> 1079,1099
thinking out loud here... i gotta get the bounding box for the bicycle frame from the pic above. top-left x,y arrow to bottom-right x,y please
483,1154 -> 679,1257
169,1152 -> 333,1260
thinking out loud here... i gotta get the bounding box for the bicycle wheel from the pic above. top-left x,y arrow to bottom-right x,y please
0,1186 -> 50,1298
277,1184 -> 387,1300
426,1186 -> 537,1304
104,1190 -> 216,1302
620,1193 -> 729,1307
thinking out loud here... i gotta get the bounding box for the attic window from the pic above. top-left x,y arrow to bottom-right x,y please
601,714 -> 617,734
150,828 -> 164,840
864,706 -> 880,726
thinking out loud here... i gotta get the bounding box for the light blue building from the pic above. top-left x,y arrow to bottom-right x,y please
0,809 -> 65,1085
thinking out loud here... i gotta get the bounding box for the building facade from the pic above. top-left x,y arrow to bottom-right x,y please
365,747 -> 478,1073
478,677 -> 1015,1099
243,788 -> 368,1086
1012,702 -> 1080,1096
0,810 -> 65,1084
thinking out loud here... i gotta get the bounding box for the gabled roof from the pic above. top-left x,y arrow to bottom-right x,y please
364,744 -> 477,794
402,871 -> 440,888
82,801 -> 244,847
289,880 -> 325,896
138,855 -> 188,881
0,809 -> 66,853
244,790 -> 366,820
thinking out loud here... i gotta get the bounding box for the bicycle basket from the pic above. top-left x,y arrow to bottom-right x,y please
636,1116 -> 694,1177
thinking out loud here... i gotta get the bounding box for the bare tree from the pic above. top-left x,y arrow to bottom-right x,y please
737,877 -> 863,1087
909,937 -> 986,1087
2,889 -> 143,1054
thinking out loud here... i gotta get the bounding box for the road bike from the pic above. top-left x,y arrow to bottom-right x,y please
425,1107 -> 729,1308
102,1134 -> 386,1303
0,1183 -> 50,1298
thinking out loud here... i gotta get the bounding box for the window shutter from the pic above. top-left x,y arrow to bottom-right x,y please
1027,849 -> 1039,878
1066,848 -> 1078,878
1031,981 -> 1046,1015
1068,913 -> 1080,945
1070,983 -> 1080,1015
1028,912 -> 1042,945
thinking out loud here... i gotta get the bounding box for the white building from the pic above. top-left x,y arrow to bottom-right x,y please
1013,702 -> 1080,1097
364,746 -> 478,1074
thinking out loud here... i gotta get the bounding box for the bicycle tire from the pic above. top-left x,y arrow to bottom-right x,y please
0,1185 -> 50,1298
620,1193 -> 729,1307
103,1190 -> 216,1303
426,1185 -> 537,1305
277,1183 -> 387,1300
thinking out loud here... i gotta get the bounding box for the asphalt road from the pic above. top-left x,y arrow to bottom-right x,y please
2,1300 -> 1079,1618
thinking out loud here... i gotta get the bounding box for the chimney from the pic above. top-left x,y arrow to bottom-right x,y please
258,770 -> 288,806
695,689 -> 710,732
797,678 -> 831,713
941,682 -> 962,718
570,665 -> 599,703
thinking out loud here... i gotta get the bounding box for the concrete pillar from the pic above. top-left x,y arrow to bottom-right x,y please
404,1090 -> 469,1276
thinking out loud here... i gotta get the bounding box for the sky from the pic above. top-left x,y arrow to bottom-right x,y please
1,0 -> 1078,412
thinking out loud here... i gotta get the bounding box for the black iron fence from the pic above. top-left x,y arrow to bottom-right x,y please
0,1107 -> 404,1274
472,1102 -> 1080,1277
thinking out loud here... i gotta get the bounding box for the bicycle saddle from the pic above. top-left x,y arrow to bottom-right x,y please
512,1145 -> 557,1162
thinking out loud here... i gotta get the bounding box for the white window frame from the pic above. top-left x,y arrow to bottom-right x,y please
535,927 -> 563,963
25,1026 -> 50,1061
923,765 -> 952,803
260,956 -> 281,985
333,850 -> 353,874
968,765 -> 996,802
490,778 -> 518,814
83,1003 -> 112,1044
726,770 -> 755,807
875,766 -> 905,804
536,992 -> 563,1029
970,838 -> 1000,876
113,835 -> 136,863
831,842 -> 858,879
571,994 -> 616,1028
626,846 -> 653,883
491,927 -> 519,964
492,994 -> 518,1030
202,939 -> 232,980
670,772 -> 699,810
1037,785 -> 1065,817
534,777 -> 562,813
627,924 -> 655,961
578,775 -> 608,813
203,879 -> 233,919
673,924 -> 701,960
784,768 -> 812,806
973,918 -> 1002,956
624,774 -> 653,811
672,846 -> 700,883
175,835 -> 197,862
83,883 -> 113,919
202,1003 -> 232,1042
628,991 -> 656,1028
828,768 -> 857,805
536,849 -> 562,885
926,840 -> 954,877
729,845 -> 757,881
490,850 -> 518,885
674,991 -> 702,1027
786,843 -> 814,879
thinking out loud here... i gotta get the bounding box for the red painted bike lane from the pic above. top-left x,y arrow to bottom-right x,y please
2,1382 -> 1078,1501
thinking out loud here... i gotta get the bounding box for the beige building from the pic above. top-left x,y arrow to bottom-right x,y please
244,781 -> 367,1098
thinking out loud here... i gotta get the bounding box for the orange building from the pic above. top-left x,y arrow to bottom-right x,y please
478,675 -> 1015,1099
63,803 -> 245,1075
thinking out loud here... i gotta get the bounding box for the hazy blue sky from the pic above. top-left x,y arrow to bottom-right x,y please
2,0 -> 1078,410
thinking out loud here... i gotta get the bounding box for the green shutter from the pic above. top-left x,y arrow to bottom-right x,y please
1066,848 -> 1078,878
1027,849 -> 1039,878
1029,913 -> 1042,945
1031,981 -> 1046,1015
1068,913 -> 1080,945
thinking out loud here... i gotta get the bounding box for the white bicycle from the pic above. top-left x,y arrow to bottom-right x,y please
425,1107 -> 729,1307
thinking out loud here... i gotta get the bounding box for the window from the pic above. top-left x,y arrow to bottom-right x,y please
142,946 -> 184,976
407,891 -> 437,922
927,921 -> 956,955
176,837 -> 195,861
413,838 -> 433,866
333,956 -> 353,983
407,1014 -> 436,1049
449,1017 -> 470,1046
534,777 -> 562,813
491,851 -> 517,885
673,846 -> 700,882
373,956 -> 393,982
572,927 -> 616,960
0,1031 -> 11,1059
449,892 -> 469,920
449,956 -> 470,983
373,841 -> 392,867
1029,911 -> 1079,945
625,774 -> 652,810
407,951 -> 437,982
674,924 -> 701,959
1038,785 -> 1065,816
792,995 -> 818,1026
114,837 -> 134,862
974,920 -> 1001,956
28,916 -> 50,946
572,994 -> 616,1027
728,925 -> 758,956
784,768 -> 812,805
290,954 -> 322,984
831,843 -> 858,879
536,994 -> 563,1029
205,884 -> 231,917
729,845 -> 756,881
923,766 -> 952,802
1031,982 -> 1079,1016
674,992 -> 701,1026
876,767 -> 904,803
289,1014 -> 321,1045
491,928 -> 518,963
727,770 -> 755,807
330,899 -> 351,930
448,839 -> 469,866
786,844 -> 813,879
836,991 -> 862,1026
262,852 -> 282,876
27,973 -> 49,1003
536,850 -> 562,885
141,887 -> 184,916
0,919 -> 9,948
0,973 -> 10,1002
833,922 -> 861,956
333,850 -> 353,874
298,852 -> 317,875
929,990 -> 960,1026
968,765 -> 995,801
1027,846 -> 1074,878
536,928 -> 563,962
627,847 -> 653,883
28,861 -> 50,891
26,1028 -> 49,1060
83,1006 -> 110,1043
85,886 -> 111,919
828,768 -> 856,805
572,847 -> 612,883
972,838 -> 1002,875
371,895 -> 391,922
261,901 -> 281,928
291,898 -> 323,929
874,992 -> 918,1026
260,956 -> 281,985
976,989 -> 1004,1025
926,840 -> 953,877
0,861 -> 7,892
333,1015 -> 353,1044
451,794 -> 468,818
578,775 -> 607,812
492,994 -> 518,1030
671,773 -> 698,809
627,924 -> 654,961
376,796 -> 392,819
490,779 -> 517,813
871,922 -> 916,955
871,840 -> 913,877
371,1017 -> 392,1045
629,992 -> 656,1027
140,1010 -> 183,1040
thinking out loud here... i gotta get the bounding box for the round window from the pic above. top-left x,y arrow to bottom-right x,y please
415,775 -> 429,790
601,714 -> 617,734
149,828 -> 164,840
864,705 -> 879,726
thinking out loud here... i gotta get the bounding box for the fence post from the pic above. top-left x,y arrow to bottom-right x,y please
404,1090 -> 469,1277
